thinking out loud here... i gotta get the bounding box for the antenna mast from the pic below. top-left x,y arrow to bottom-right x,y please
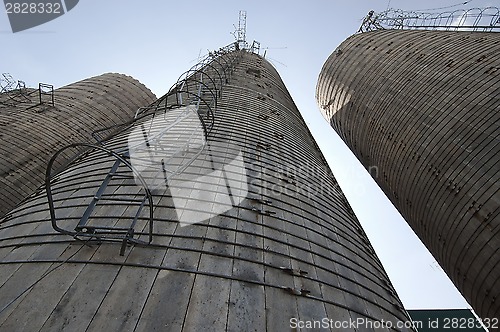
236,10 -> 247,49
231,10 -> 261,54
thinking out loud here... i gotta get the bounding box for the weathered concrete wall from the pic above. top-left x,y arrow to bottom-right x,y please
0,51 -> 413,331
0,73 -> 156,217
316,29 -> 499,320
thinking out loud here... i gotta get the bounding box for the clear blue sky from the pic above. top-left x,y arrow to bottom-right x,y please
1,0 -> 495,312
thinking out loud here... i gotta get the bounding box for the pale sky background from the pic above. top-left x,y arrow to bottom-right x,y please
1,0 -> 495,313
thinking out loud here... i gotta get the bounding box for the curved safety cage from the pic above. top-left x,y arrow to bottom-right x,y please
91,43 -> 243,145
359,7 -> 500,32
45,143 -> 154,255
46,43 -> 247,250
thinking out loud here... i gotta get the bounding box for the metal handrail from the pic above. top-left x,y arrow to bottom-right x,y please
359,6 -> 500,32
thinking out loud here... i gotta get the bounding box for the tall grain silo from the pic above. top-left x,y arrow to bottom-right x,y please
0,43 -> 413,330
316,8 -> 500,321
0,73 -> 156,217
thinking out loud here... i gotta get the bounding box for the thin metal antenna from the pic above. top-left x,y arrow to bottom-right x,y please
261,46 -> 288,50
266,57 -> 287,68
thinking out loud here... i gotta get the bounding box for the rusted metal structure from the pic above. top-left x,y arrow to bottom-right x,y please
317,27 -> 499,321
0,44 -> 414,331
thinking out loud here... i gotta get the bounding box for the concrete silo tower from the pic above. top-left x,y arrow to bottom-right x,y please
0,42 -> 413,330
316,8 -> 500,321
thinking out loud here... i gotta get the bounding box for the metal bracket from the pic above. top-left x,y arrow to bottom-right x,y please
251,207 -> 276,216
280,267 -> 308,277
284,287 -> 311,297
